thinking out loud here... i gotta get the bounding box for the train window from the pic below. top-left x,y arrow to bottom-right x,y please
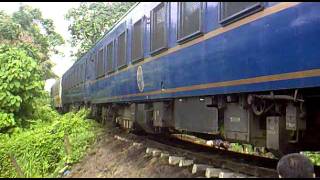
219,2 -> 263,26
76,68 -> 78,86
81,64 -> 84,83
97,48 -> 105,78
73,69 -> 76,87
76,66 -> 79,85
72,69 -> 75,87
177,2 -> 203,43
79,65 -> 82,84
67,76 -> 69,90
70,71 -> 73,88
117,31 -> 127,69
70,71 -> 72,88
75,69 -> 77,86
150,2 -> 167,55
71,70 -> 73,87
78,65 -> 81,84
106,41 -> 115,74
132,18 -> 144,63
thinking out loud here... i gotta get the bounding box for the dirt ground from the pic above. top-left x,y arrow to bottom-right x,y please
64,123 -> 195,178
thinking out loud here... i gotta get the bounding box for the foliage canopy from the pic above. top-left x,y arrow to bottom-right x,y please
0,45 -> 44,132
0,5 -> 64,79
65,2 -> 136,59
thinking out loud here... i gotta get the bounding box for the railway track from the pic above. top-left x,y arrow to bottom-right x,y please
102,120 -> 320,178
129,133 -> 277,178
123,130 -> 320,178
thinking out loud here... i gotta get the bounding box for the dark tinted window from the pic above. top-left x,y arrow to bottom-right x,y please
150,2 -> 167,54
97,48 -> 104,78
219,2 -> 263,25
132,18 -> 144,62
106,41 -> 114,73
178,2 -> 202,42
117,31 -> 127,68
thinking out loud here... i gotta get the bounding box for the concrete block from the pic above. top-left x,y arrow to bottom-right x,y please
192,164 -> 212,174
218,170 -> 235,178
160,153 -> 170,158
179,159 -> 194,167
133,142 -> 143,147
168,156 -> 185,165
146,148 -> 156,154
114,135 -> 129,142
205,167 -> 222,178
234,173 -> 248,178
206,140 -> 214,146
152,150 -> 162,157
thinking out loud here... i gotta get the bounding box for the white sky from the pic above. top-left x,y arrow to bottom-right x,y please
0,2 -> 81,91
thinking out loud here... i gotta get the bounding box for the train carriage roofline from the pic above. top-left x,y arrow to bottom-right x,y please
71,2 -> 140,65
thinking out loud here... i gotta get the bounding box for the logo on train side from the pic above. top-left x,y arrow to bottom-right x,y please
137,65 -> 144,92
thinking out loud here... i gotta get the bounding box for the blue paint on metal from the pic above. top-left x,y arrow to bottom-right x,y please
62,2 -> 320,105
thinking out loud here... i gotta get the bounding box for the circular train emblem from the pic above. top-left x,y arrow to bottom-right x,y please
137,65 -> 144,92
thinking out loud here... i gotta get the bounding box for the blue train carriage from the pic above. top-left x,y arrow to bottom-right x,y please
61,54 -> 87,111
60,2 -> 320,155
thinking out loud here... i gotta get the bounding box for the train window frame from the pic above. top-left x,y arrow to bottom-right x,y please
219,2 -> 264,26
80,65 -> 82,84
77,66 -> 79,85
82,63 -> 85,84
177,2 -> 204,44
150,2 -> 168,56
70,70 -> 73,89
131,17 -> 145,63
73,68 -> 75,88
106,40 -> 115,74
96,47 -> 105,79
71,69 -> 74,88
116,30 -> 128,70
77,66 -> 80,85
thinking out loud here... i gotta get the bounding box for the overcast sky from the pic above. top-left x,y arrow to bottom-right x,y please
0,2 -> 81,91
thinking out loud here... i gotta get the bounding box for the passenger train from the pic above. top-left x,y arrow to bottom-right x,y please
51,2 -> 320,155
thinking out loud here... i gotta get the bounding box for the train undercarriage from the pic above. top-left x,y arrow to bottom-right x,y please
63,88 -> 320,158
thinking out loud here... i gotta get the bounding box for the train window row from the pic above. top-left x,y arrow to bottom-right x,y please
65,63 -> 85,90
92,2 -> 264,80
64,2 -> 265,85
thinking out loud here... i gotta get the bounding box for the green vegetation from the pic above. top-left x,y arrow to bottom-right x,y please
301,151 -> 320,166
0,104 -> 103,178
0,45 -> 44,132
65,2 -> 136,59
0,4 -> 108,178
0,6 -> 64,80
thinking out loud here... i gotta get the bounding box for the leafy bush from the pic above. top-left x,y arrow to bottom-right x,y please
0,45 -> 44,132
301,151 -> 320,166
0,107 -> 103,178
